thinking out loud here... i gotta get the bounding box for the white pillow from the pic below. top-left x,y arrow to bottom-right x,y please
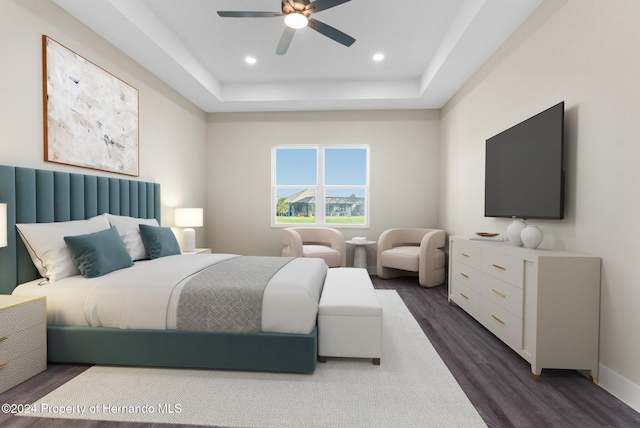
16,213 -> 111,283
107,214 -> 159,261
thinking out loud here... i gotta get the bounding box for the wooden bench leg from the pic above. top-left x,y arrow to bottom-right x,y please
318,356 -> 327,363
373,358 -> 380,365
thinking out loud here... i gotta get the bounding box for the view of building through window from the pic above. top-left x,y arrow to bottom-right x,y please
273,146 -> 369,226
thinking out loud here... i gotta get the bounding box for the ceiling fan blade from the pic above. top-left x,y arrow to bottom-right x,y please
307,18 -> 355,47
217,11 -> 283,18
276,27 -> 296,55
306,0 -> 351,14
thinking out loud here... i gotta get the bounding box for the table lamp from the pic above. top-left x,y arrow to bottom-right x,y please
174,208 -> 203,252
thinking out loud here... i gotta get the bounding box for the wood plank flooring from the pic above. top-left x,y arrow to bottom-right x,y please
1,276 -> 639,427
373,276 -> 640,428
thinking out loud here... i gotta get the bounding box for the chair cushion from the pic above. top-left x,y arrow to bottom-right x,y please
380,246 -> 420,272
303,245 -> 341,268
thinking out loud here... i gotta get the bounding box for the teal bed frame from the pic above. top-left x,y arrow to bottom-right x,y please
0,165 -> 317,373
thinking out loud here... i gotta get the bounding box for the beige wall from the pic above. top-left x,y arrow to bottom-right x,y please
440,0 -> 640,404
0,0 -> 208,246
206,110 -> 440,267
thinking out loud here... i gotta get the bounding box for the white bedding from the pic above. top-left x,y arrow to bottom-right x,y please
12,254 -> 327,335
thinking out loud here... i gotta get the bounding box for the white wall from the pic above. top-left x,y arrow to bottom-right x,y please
0,0 -> 208,246
206,110 -> 440,267
440,0 -> 640,410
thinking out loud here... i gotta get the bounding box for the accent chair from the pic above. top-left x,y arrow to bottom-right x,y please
282,227 -> 346,268
376,228 -> 446,287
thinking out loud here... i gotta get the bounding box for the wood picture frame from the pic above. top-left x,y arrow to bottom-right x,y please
42,36 -> 139,176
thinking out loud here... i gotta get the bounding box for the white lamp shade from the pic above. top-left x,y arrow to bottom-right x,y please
0,203 -> 6,248
174,208 -> 203,228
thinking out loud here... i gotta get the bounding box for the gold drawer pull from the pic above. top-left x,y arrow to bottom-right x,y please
461,252 -> 470,258
0,363 -> 7,369
492,289 -> 506,298
0,337 -> 7,343
492,263 -> 506,271
460,293 -> 469,300
491,314 -> 505,325
460,272 -> 470,279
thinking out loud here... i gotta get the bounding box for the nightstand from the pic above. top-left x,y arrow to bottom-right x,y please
181,248 -> 212,254
0,295 -> 47,394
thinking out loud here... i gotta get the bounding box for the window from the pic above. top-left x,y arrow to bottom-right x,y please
272,145 -> 369,227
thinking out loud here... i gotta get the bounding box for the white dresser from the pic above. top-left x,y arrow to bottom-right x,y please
0,295 -> 47,394
448,236 -> 601,382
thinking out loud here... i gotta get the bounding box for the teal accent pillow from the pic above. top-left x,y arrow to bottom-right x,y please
64,227 -> 134,278
139,224 -> 181,259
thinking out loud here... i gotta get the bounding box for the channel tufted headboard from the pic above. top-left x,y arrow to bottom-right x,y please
0,165 -> 161,294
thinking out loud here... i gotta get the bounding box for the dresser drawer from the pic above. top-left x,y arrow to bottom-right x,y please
0,323 -> 47,363
451,279 -> 479,316
452,262 -> 481,290
0,346 -> 47,394
480,274 -> 523,318
452,241 -> 481,270
0,297 -> 46,336
479,297 -> 523,348
481,250 -> 523,288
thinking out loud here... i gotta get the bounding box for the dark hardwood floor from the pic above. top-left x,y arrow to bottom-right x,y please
1,276 -> 639,427
373,276 -> 640,428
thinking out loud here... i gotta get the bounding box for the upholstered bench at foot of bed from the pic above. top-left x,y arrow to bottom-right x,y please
318,268 -> 382,365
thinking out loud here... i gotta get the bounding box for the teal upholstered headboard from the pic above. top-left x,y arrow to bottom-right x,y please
0,165 -> 161,294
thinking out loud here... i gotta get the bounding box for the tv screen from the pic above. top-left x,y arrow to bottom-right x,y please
485,102 -> 565,219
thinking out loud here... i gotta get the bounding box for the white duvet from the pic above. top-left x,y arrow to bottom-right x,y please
12,254 -> 327,335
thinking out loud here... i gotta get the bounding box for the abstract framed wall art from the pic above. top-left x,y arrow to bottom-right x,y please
43,36 -> 139,176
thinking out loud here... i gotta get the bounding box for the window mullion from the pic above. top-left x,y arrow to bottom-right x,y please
317,147 -> 325,225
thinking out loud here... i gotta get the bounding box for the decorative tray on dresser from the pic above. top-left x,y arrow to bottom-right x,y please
448,236 -> 601,382
0,295 -> 47,394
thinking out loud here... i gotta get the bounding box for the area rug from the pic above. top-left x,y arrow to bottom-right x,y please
20,290 -> 486,427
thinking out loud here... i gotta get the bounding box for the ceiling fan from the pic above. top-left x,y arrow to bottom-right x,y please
217,0 -> 355,55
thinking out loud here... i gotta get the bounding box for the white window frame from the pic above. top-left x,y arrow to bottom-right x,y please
271,145 -> 370,228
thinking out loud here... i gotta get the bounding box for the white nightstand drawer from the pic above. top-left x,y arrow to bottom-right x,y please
0,297 -> 46,337
0,346 -> 47,394
0,322 -> 46,363
481,250 -> 523,288
0,296 -> 47,394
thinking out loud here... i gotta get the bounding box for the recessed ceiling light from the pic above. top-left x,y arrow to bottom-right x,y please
373,53 -> 384,61
245,57 -> 257,64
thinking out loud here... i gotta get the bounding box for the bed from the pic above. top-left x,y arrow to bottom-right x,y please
0,165 -> 324,373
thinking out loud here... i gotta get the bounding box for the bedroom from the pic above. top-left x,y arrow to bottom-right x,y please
0,0 -> 639,426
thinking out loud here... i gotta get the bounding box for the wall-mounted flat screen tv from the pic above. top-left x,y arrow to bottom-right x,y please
485,101 -> 565,219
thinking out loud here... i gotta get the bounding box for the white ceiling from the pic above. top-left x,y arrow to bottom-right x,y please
52,0 -> 543,113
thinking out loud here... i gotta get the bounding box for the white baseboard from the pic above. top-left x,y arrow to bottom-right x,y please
598,364 -> 640,413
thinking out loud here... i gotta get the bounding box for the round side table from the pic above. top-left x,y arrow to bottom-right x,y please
346,240 -> 377,269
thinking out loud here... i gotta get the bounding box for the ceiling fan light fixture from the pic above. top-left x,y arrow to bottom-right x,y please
285,12 -> 308,29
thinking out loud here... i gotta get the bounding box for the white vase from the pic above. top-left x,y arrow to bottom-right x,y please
521,225 -> 544,249
506,219 -> 527,246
